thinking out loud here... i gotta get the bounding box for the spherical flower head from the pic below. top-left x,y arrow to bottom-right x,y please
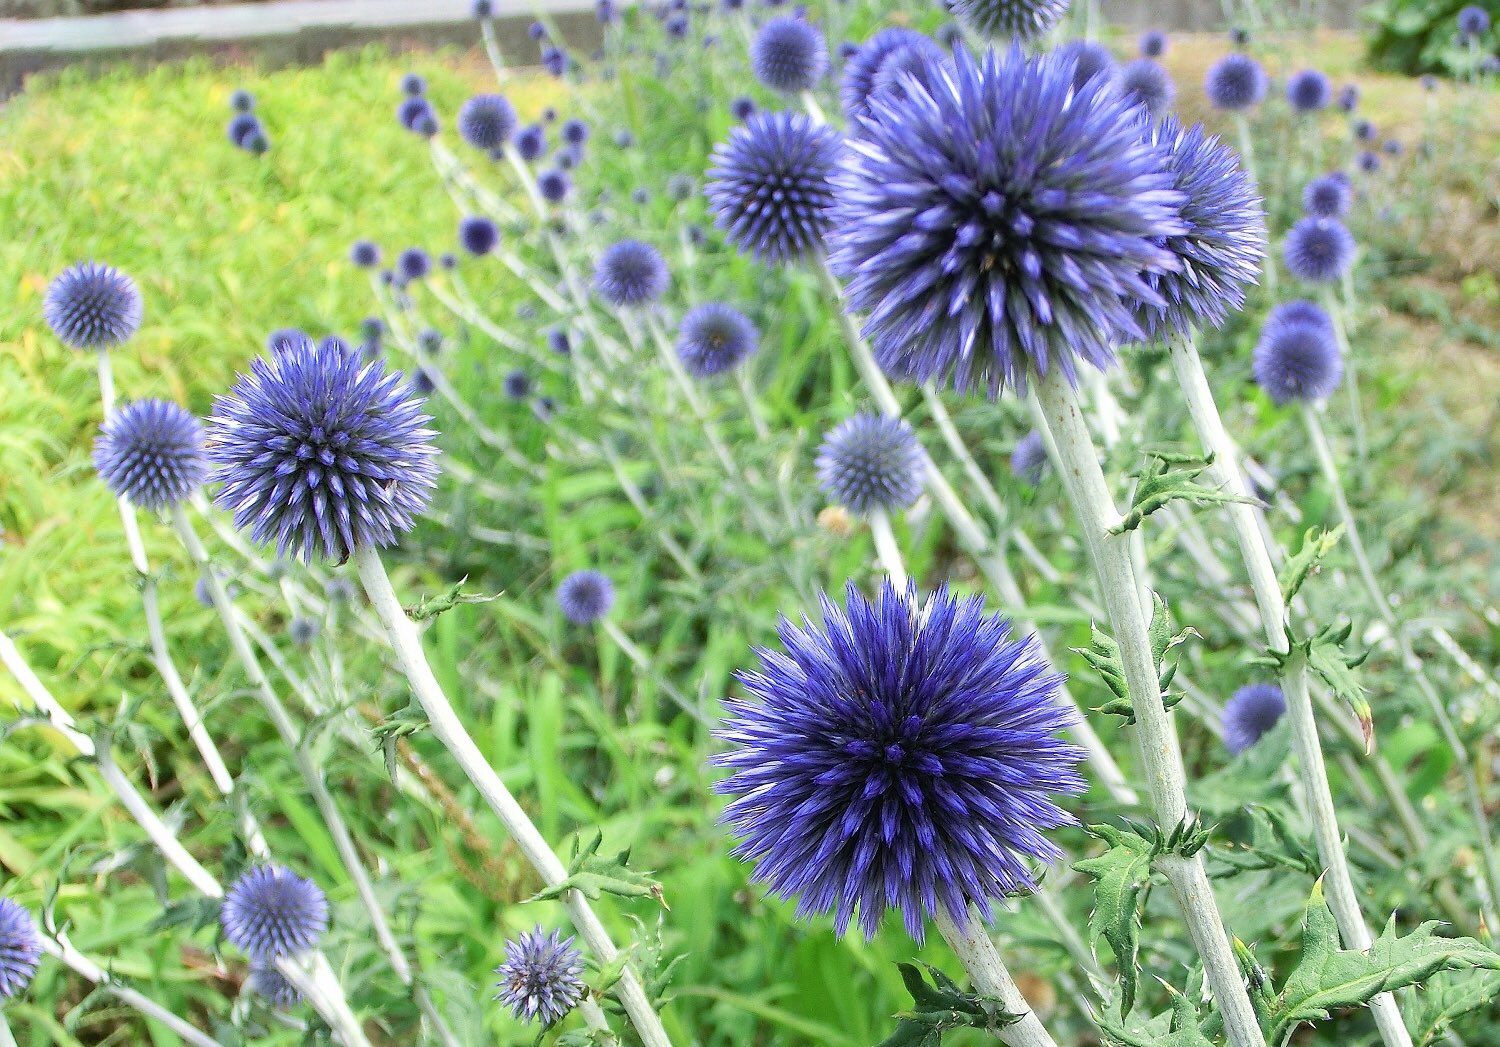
248,964 -> 302,1009
473,0 -> 494,17
547,329 -> 571,355
458,215 -> 499,257
542,46 -> 568,77
503,369 -> 532,400
289,616 -> 320,646
869,37 -> 950,108
827,45 -> 1186,397
228,112 -> 261,147
1134,117 -> 1266,342
840,27 -> 933,121
557,570 -> 615,624
1230,26 -> 1251,47
1054,39 -> 1117,91
1264,298 -> 1335,340
716,580 -> 1085,940
1120,58 -> 1175,117
1336,83 -> 1359,112
221,865 -> 329,961
752,16 -> 829,93
457,94 -> 517,151
400,72 -> 426,96
538,168 -> 572,203
666,173 -> 696,202
207,338 -> 439,563
1284,216 -> 1354,283
1302,173 -> 1351,218
1356,149 -> 1380,174
230,88 -> 255,112
1457,5 -> 1490,39
596,0 -> 617,23
1139,29 -> 1167,57
676,303 -> 759,378
556,145 -> 582,171
1222,683 -> 1286,754
730,95 -> 756,120
494,927 -> 586,1026
1354,118 -> 1377,142
561,118 -> 590,146
397,247 -> 432,282
44,262 -> 143,351
349,240 -> 381,268
242,129 -> 270,155
1205,52 -> 1267,110
593,240 -> 669,306
1286,68 -> 1331,112
94,398 -> 206,512
1381,138 -> 1403,157
1010,429 -> 1047,485
397,95 -> 435,132
1252,305 -> 1342,404
950,0 -> 1069,42
516,124 -> 547,161
706,109 -> 843,266
0,898 -> 41,999
1482,55 -> 1500,76
815,413 -> 926,515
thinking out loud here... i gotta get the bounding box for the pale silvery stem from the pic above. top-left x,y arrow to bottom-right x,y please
1427,624 -> 1500,702
1166,331 -> 1412,1047
595,439 -> 705,582
1322,291 -> 1369,462
933,907 -> 1060,1047
799,90 -> 830,125
1030,366 -> 1266,1047
353,546 -> 675,1047
0,1011 -> 14,1047
736,366 -> 772,441
479,16 -> 507,83
867,510 -> 910,589
1300,402 -> 1500,926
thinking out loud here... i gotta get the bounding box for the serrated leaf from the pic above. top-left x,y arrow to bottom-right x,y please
372,700 -> 428,782
1073,625 -> 1130,715
1147,592 -> 1200,694
873,963 -> 1022,1047
406,577 -> 502,621
528,832 -> 666,908
1111,452 -> 1259,533
1279,526 -> 1344,602
1074,825 -> 1155,1013
1409,966 -> 1500,1044
1302,629 -> 1374,753
1096,981 -> 1214,1047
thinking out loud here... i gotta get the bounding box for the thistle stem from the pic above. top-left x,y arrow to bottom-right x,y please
1029,366 -> 1265,1047
0,1011 -> 14,1047
867,509 -> 909,589
933,907 -> 1059,1047
353,546 -> 675,1047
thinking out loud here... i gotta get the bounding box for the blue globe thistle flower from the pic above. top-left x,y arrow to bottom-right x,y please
950,0 -> 1069,42
397,248 -> 432,282
868,37 -> 949,108
221,866 -> 329,961
1356,150 -> 1380,174
1119,58 -> 1175,116
1204,52 -> 1267,110
360,317 -> 385,342
1381,138 -> 1403,157
241,129 -> 270,155
1222,683 -> 1286,754
666,174 -> 696,202
556,145 -> 582,171
1458,5 -> 1490,39
538,168 -> 572,203
503,369 -> 532,400
1284,216 -> 1354,283
515,124 -> 547,161
349,240 -> 381,268
542,47 -> 569,77
706,109 -> 843,266
730,95 -> 756,120
716,580 -> 1085,940
228,112 -> 261,147
1139,29 -> 1168,57
751,16 -> 829,93
614,129 -> 635,148
532,395 -> 556,422
676,303 -> 759,378
557,570 -> 615,624
597,0 -> 617,23
411,111 -> 439,138
840,27 -> 933,121
400,72 -> 426,96
827,45 -> 1186,397
458,215 -> 500,256
547,329 -> 572,355
561,118 -> 590,146
1286,68 -> 1331,112
1303,174 -> 1351,218
44,262 -> 143,351
397,95 -> 434,132
494,927 -> 586,1026
207,338 -> 439,563
1010,430 -> 1047,485
1354,118 -> 1377,142
473,0 -> 494,16
1134,118 -> 1266,343
1230,26 -> 1250,47
1420,73 -> 1439,91
248,964 -> 302,1009
816,414 -> 926,515
1482,55 -> 1500,76
325,576 -> 357,604
1264,298 -> 1335,340
0,898 -> 41,1000
230,89 -> 255,112
458,94 -> 517,151
289,617 -> 320,646
415,328 -> 443,355
94,398 -> 206,512
593,240 -> 669,306
1252,305 -> 1341,404
1336,83 -> 1359,112
1054,39 -> 1117,91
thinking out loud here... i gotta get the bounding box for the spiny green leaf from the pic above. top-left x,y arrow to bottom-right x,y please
372,700 -> 428,783
1097,980 -> 1215,1047
873,963 -> 1022,1047
1074,824 -> 1156,1013
1212,805 -> 1322,880
1111,451 -> 1259,534
1408,966 -> 1500,1045
406,577 -> 502,621
1301,627 -> 1374,752
1279,526 -> 1344,602
528,832 -> 667,908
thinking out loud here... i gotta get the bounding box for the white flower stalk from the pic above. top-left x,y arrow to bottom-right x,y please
934,908 -> 1060,1047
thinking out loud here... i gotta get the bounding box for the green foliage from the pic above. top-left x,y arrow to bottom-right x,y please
1111,450 -> 1257,534
873,962 -> 1021,1047
1365,0 -> 1498,76
528,831 -> 668,909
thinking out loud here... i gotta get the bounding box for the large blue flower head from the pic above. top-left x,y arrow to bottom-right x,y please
716,580 -> 1084,940
950,0 -> 1069,42
221,865 -> 329,961
827,45 -> 1186,397
94,398 -> 206,512
1252,303 -> 1341,404
515,123 -> 547,161
676,303 -> 759,378
0,898 -> 41,1000
706,110 -> 843,266
1286,68 -> 1331,112
494,927 -> 586,1026
207,337 -> 439,563
228,112 -> 262,148
44,262 -> 143,351
1222,683 -> 1286,754
457,94 -> 517,151
815,413 -> 926,516
397,95 -> 436,132
751,15 -> 828,93
593,240 -> 669,306
1284,216 -> 1354,283
1119,58 -> 1175,117
458,215 -> 500,256
1134,118 -> 1265,342
1302,173 -> 1351,218
1204,53 -> 1267,110
557,569 -> 615,624
840,27 -> 939,121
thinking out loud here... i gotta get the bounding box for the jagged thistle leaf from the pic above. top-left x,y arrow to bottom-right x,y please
1074,824 -> 1156,1014
1302,628 -> 1374,752
406,577 -> 502,621
527,832 -> 667,908
1408,966 -> 1500,1045
1096,981 -> 1214,1047
873,963 -> 1021,1047
1111,451 -> 1259,534
1279,526 -> 1344,602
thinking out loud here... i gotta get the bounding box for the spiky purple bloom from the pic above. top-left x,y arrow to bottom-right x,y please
816,413 -> 925,515
0,899 -> 41,999
515,124 -> 547,161
1011,430 -> 1047,485
752,16 -> 829,93
94,399 -> 206,512
221,866 -> 329,961
1205,52 -> 1267,110
266,328 -> 308,354
349,240 -> 381,268
494,927 -> 586,1026
706,109 -> 842,265
677,303 -> 759,378
827,45 -> 1185,396
458,94 -> 517,151
538,168 -> 571,203
1286,68 -> 1331,112
840,27 -> 934,121
397,248 -> 432,282
950,0 -> 1068,42
1382,138 -> 1404,157
716,581 -> 1084,940
1336,83 -> 1360,112
1119,58 -> 1175,117
1458,5 -> 1490,39
1354,118 -> 1377,142
1303,174 -> 1351,218
593,240 -> 668,306
1284,216 -> 1354,283
557,570 -> 615,624
207,339 -> 438,563
869,37 -> 950,108
44,262 -> 143,351
503,369 -> 531,400
1139,29 -> 1167,57
556,145 -> 581,171
1265,298 -> 1336,340
1134,118 -> 1265,342
1055,39 -> 1117,91
547,329 -> 571,355
1252,304 -> 1341,404
666,174 -> 696,202
230,88 -> 255,112
248,965 -> 302,1009
730,95 -> 756,120
1230,26 -> 1250,47
458,215 -> 499,256
473,0 -> 494,16
1222,683 -> 1286,754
